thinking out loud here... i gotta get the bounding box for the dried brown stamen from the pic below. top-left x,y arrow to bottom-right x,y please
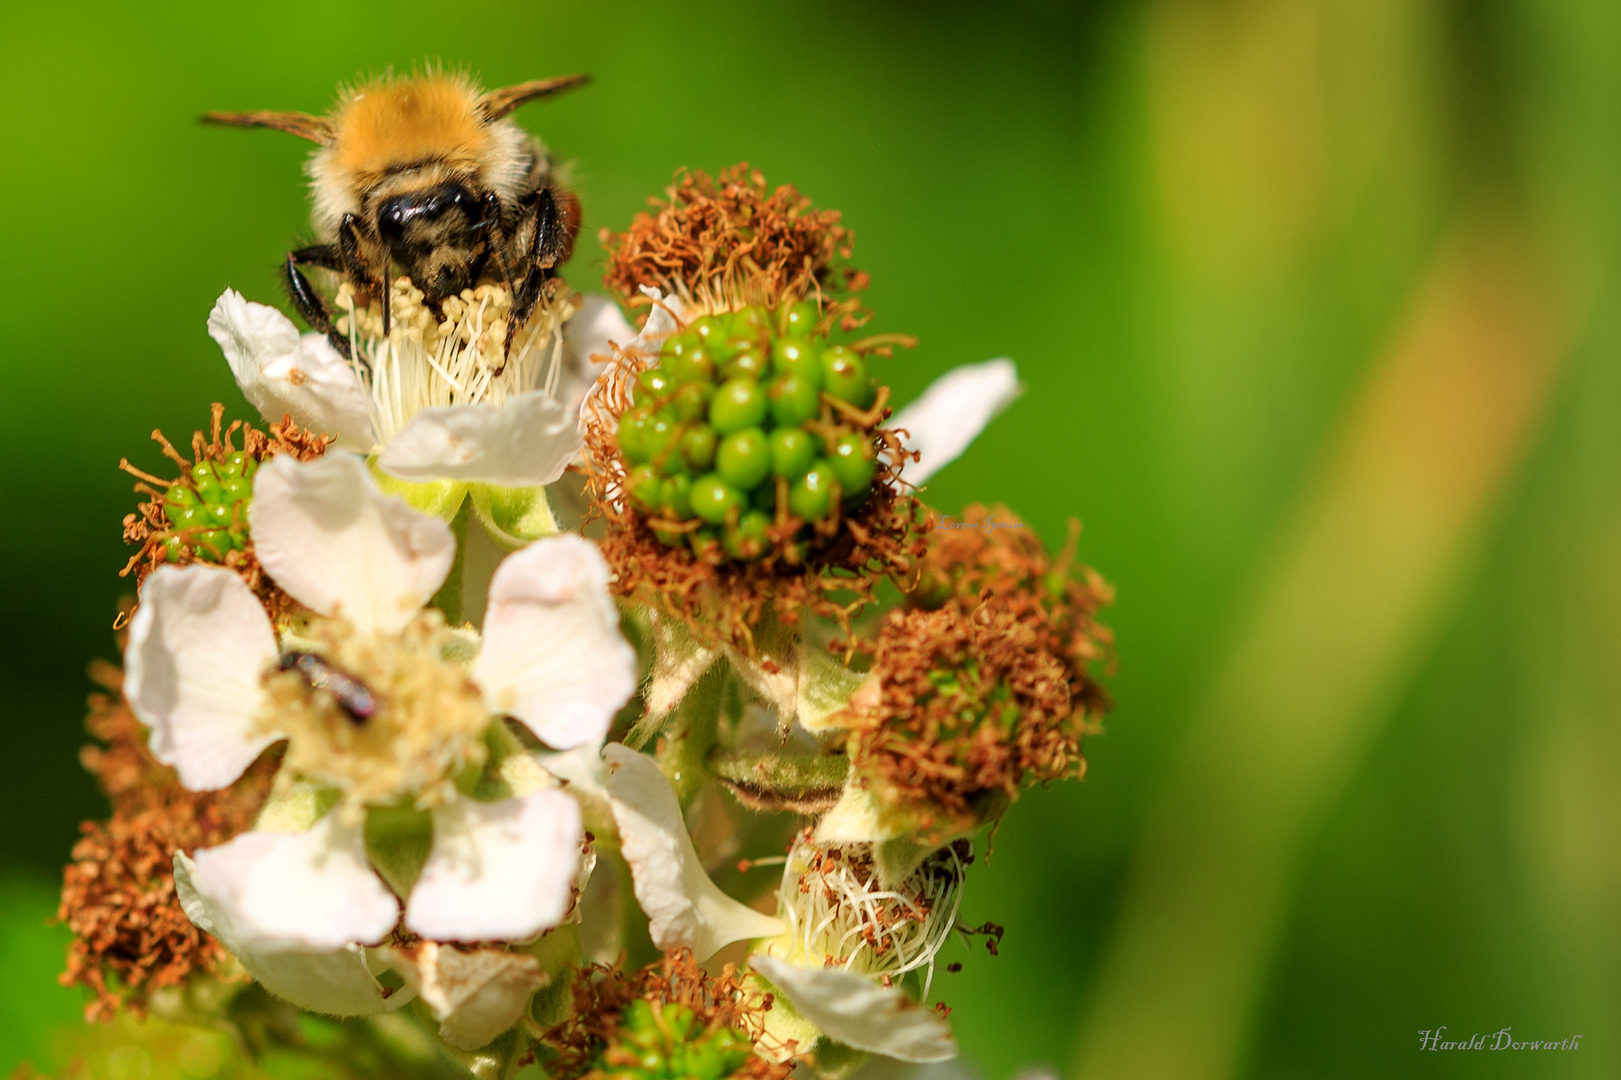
58,663 -> 275,1020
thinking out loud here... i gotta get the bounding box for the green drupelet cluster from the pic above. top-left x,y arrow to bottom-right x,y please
596,1000 -> 758,1080
617,301 -> 883,562
156,453 -> 258,563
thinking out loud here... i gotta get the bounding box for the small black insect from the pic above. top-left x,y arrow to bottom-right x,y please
279,651 -> 377,723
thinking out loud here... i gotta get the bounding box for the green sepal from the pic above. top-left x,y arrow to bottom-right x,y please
461,720 -> 553,802
657,666 -> 724,806
525,923 -> 583,1030
471,483 -> 557,548
253,780 -> 339,833
367,457 -> 471,519
436,1026 -> 528,1080
805,1039 -> 871,1080
431,498 -> 472,626
707,747 -> 849,811
796,642 -> 870,733
364,803 -> 434,899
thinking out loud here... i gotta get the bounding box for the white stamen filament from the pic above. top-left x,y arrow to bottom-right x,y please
336,278 -> 577,446
775,835 -> 966,1000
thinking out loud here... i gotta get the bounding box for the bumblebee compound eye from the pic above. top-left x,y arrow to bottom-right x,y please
377,183 -> 477,242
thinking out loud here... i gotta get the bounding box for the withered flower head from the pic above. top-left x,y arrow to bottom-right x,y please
602,163 -> 867,317
538,949 -> 795,1080
843,506 -> 1114,839
118,403 -> 330,623
58,663 -> 274,1021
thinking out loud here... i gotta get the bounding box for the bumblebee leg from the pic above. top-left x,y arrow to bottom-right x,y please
504,188 -> 562,359
479,192 -> 518,297
283,245 -> 351,360
337,215 -> 388,338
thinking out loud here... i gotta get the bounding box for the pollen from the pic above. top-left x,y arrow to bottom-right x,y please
765,830 -> 965,1000
334,276 -> 579,443
258,610 -> 490,816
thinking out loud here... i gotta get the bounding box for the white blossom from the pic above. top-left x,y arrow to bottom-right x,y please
128,454 -> 637,1015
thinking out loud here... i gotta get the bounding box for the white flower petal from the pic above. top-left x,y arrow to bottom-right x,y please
405,791 -> 582,942
561,295 -> 635,418
376,941 -> 546,1051
250,454 -> 455,635
124,565 -> 280,791
604,744 -> 785,960
175,848 -> 405,1017
207,289 -> 375,451
378,392 -> 580,488
178,814 -> 398,952
750,955 -> 957,1064
891,359 -> 1022,487
476,535 -> 636,750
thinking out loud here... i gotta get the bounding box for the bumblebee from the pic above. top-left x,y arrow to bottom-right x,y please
206,71 -> 588,359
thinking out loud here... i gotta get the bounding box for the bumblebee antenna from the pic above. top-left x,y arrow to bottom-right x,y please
201,110 -> 335,145
478,74 -> 590,120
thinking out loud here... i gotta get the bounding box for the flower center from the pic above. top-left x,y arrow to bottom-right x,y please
769,832 -> 964,994
334,277 -> 580,444
258,610 -> 490,813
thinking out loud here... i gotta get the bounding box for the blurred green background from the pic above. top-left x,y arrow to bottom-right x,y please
2,0 -> 1617,1076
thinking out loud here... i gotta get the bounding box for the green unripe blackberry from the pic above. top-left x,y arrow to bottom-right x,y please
782,300 -> 819,336
709,378 -> 768,434
689,315 -> 728,347
627,465 -> 662,513
768,371 -> 821,427
660,474 -> 694,519
164,486 -> 199,511
670,382 -> 712,423
194,530 -> 233,559
619,405 -> 655,464
690,474 -> 745,525
821,346 -> 873,407
789,462 -> 838,521
722,345 -> 770,382
679,426 -> 718,472
662,332 -> 700,359
641,413 -> 678,465
724,510 -> 773,559
828,432 -> 878,495
191,461 -> 222,501
770,427 -> 818,479
716,428 -> 771,491
770,337 -> 820,382
730,306 -> 772,339
636,368 -> 673,399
